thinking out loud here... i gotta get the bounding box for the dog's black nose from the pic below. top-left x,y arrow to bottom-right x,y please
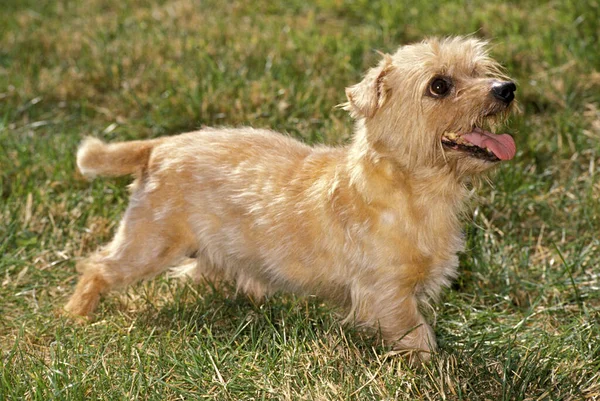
492,81 -> 516,104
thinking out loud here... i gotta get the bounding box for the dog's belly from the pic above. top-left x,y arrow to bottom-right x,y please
186,205 -> 352,295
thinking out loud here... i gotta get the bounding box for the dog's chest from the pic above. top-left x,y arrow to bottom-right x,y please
364,205 -> 463,282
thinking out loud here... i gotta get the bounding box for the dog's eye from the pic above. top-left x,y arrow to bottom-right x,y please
429,78 -> 451,97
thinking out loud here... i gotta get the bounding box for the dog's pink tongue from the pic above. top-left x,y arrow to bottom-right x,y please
462,128 -> 516,160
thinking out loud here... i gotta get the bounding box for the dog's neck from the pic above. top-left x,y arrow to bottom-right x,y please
346,120 -> 468,207
343,123 -> 468,259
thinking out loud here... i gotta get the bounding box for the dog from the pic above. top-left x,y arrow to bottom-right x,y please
64,36 -> 517,362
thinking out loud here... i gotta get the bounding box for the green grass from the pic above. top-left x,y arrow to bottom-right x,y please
1,0 -> 599,399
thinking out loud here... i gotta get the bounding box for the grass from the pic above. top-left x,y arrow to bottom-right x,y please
1,0 -> 599,399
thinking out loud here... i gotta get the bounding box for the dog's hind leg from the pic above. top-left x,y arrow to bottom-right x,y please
64,198 -> 196,318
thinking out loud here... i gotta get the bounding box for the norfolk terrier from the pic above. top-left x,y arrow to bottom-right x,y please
65,36 -> 517,361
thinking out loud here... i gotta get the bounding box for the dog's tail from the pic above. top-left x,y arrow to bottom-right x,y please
77,137 -> 163,178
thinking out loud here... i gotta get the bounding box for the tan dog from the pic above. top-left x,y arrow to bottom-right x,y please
65,37 -> 517,361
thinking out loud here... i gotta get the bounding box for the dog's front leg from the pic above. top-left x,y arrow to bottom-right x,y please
380,295 -> 436,363
353,282 -> 436,364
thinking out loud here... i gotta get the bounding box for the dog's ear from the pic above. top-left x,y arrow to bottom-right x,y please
343,54 -> 393,119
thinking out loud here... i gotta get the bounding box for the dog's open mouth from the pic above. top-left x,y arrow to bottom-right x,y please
441,128 -> 516,162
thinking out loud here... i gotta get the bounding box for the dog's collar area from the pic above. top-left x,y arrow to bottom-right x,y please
441,128 -> 516,161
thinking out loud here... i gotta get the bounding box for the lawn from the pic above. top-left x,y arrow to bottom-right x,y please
1,0 -> 599,399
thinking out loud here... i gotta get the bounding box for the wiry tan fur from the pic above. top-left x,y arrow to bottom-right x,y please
64,37 -> 516,363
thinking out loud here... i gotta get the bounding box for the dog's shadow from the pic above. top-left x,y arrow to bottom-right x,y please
127,281 -> 380,357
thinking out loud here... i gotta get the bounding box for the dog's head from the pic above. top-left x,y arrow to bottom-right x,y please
344,37 -> 517,176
